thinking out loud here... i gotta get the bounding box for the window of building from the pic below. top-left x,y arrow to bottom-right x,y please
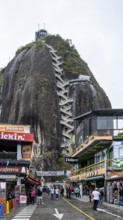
119,147 -> 123,157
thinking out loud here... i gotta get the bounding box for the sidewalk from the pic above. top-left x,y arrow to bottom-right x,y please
3,206 -> 24,220
73,195 -> 123,210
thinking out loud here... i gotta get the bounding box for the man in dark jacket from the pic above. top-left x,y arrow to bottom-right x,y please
118,188 -> 123,207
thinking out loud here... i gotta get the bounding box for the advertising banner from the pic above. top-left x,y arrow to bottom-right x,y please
0,175 -> 16,179
107,170 -> 123,179
0,132 -> 34,142
20,194 -> 27,204
22,145 -> 32,160
36,171 -> 65,176
0,166 -> 23,174
0,125 -> 30,133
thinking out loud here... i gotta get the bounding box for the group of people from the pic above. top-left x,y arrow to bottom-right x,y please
27,185 -> 51,205
113,187 -> 123,207
50,185 -> 64,200
66,185 -> 81,199
26,184 -> 65,205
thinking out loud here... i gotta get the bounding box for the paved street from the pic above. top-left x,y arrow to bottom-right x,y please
27,194 -> 123,220
7,194 -> 123,220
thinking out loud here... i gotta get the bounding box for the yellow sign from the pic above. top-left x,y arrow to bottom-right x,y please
0,124 -> 30,133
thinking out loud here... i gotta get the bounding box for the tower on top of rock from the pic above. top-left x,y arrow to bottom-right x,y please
35,23 -> 48,40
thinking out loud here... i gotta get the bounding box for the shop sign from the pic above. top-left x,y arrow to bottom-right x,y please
0,132 -> 34,142
20,194 -> 27,204
87,171 -> 98,177
0,125 -> 30,133
106,170 -> 123,179
36,171 -> 65,176
0,175 -> 16,179
0,166 -> 23,173
65,157 -> 78,164
79,173 -> 87,180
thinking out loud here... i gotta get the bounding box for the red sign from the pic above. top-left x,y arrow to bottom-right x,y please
0,166 -> 23,173
0,132 -> 34,142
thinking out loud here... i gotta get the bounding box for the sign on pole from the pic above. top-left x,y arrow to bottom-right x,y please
65,157 -> 78,164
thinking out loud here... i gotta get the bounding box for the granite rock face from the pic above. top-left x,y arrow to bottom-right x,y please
0,35 -> 111,170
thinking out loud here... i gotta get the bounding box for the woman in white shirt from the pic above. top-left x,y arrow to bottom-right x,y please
55,186 -> 60,200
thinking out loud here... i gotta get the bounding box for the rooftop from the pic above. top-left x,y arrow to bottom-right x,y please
74,109 -> 123,120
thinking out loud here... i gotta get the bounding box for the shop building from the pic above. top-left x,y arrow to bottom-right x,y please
69,109 -> 123,202
0,124 -> 34,203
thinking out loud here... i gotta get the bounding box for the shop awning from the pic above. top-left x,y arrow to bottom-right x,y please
27,176 -> 40,185
85,175 -> 104,181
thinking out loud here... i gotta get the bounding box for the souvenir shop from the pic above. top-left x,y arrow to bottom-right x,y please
106,169 -> 123,204
0,124 -> 34,204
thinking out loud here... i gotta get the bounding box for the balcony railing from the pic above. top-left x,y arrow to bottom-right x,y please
70,158 -> 123,180
71,160 -> 105,177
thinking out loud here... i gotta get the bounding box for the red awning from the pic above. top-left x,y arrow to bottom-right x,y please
27,176 -> 40,185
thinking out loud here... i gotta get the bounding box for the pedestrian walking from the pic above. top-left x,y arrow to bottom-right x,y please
89,189 -> 92,203
99,189 -> 104,204
92,188 -> 100,211
118,187 -> 123,207
60,186 -> 64,197
55,186 -> 60,200
50,186 -> 55,200
31,188 -> 36,205
78,187 -> 81,198
74,187 -> 79,198
67,185 -> 72,199
37,186 -> 42,205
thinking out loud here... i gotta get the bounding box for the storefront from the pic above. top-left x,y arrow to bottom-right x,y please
106,169 -> 123,203
0,124 -> 34,204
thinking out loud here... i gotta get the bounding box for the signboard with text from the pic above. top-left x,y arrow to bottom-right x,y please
65,157 -> 78,164
0,125 -> 30,133
0,132 -> 34,142
36,171 -> 65,176
0,166 -> 23,174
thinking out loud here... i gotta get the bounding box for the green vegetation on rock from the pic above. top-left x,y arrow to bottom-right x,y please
15,39 -> 44,55
45,34 -> 87,78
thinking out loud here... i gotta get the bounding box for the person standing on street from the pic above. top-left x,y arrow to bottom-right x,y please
89,189 -> 92,203
55,186 -> 60,200
118,187 -> 123,207
31,188 -> 36,205
99,189 -> 104,204
92,188 -> 100,211
50,186 -> 55,200
37,186 -> 42,205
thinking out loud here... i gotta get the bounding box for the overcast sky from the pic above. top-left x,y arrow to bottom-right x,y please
0,0 -> 123,108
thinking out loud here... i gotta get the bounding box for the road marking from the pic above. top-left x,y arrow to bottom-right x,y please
97,208 -> 122,218
62,197 -> 95,220
11,205 -> 37,220
53,208 -> 64,219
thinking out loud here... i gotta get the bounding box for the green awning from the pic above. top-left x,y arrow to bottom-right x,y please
85,175 -> 104,181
